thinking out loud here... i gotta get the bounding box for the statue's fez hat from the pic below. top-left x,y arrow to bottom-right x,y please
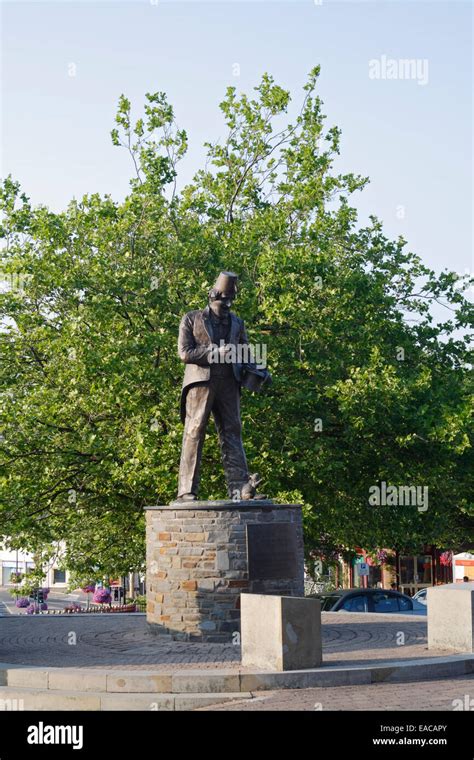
214,271 -> 239,297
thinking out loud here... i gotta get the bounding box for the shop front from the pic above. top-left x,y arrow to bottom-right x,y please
398,554 -> 432,596
397,547 -> 454,595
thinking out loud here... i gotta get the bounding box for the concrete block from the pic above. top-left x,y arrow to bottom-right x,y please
7,669 -> 49,689
101,693 -> 174,711
371,657 -> 470,683
106,673 -> 172,693
241,594 -> 322,671
427,582 -> 474,653
0,687 -> 101,711
174,692 -> 251,711
171,670 -> 240,694
240,667 -> 369,691
48,670 -> 107,692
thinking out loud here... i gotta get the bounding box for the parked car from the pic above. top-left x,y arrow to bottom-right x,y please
412,588 -> 427,605
312,588 -> 427,615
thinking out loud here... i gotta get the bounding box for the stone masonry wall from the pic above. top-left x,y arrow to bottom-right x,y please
145,503 -> 304,642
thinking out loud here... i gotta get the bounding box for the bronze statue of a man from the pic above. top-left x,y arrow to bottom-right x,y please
177,271 -> 270,502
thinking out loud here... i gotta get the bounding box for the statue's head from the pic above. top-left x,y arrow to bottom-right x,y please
208,271 -> 238,318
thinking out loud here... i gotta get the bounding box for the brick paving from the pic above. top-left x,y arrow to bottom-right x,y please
0,612 -> 453,670
197,673 -> 474,711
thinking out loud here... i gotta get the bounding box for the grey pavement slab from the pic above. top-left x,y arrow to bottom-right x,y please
196,673 -> 474,711
0,612 -> 446,670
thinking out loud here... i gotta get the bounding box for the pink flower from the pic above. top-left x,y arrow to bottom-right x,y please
439,551 -> 452,567
93,588 -> 111,604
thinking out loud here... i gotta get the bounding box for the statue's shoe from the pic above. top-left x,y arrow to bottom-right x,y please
177,493 -> 197,502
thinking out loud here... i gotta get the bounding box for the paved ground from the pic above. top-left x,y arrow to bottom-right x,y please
197,673 -> 474,711
0,612 -> 452,670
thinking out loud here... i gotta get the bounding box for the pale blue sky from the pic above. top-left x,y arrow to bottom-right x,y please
1,0 -> 472,287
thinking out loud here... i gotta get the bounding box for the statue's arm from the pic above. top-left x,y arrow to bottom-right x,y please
178,313 -> 212,366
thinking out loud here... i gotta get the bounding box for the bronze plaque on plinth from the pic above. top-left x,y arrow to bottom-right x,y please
247,523 -> 298,580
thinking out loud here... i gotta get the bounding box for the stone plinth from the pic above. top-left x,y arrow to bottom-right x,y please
241,594 -> 322,671
427,582 -> 474,653
145,501 -> 304,642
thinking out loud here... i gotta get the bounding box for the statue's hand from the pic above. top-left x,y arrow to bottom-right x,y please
217,344 -> 232,358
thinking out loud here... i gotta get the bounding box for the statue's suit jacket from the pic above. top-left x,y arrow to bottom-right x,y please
178,305 -> 248,423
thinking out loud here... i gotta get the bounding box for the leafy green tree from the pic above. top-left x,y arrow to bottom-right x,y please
1,68 -> 472,578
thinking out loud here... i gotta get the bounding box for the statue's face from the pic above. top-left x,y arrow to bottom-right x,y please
210,291 -> 234,318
